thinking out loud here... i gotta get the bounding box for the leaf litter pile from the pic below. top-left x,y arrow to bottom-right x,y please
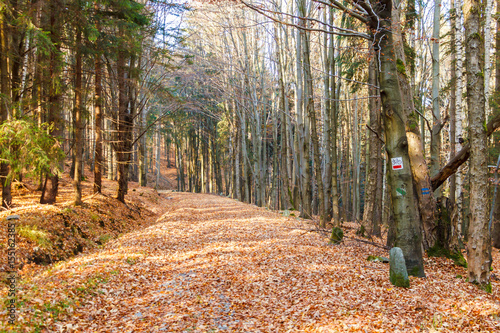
2,190 -> 500,332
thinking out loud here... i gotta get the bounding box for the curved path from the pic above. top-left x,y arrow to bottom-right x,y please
30,193 -> 500,332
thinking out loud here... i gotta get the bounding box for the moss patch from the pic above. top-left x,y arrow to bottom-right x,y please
396,58 -> 407,77
356,225 -> 366,237
477,281 -> 492,294
390,270 -> 410,288
329,227 -> 344,244
427,245 -> 467,268
18,225 -> 51,248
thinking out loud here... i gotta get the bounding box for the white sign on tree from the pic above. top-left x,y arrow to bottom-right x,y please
391,157 -> 403,170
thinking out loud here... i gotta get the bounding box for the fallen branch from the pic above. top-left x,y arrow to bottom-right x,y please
344,236 -> 389,250
283,226 -> 389,250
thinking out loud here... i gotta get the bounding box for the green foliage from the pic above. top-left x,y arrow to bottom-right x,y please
477,281 -> 492,293
0,119 -> 65,180
98,234 -> 112,245
403,42 -> 416,76
17,226 -> 51,248
216,112 -> 230,149
126,257 -> 138,265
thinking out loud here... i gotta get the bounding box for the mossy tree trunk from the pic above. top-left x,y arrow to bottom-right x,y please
371,0 -> 425,277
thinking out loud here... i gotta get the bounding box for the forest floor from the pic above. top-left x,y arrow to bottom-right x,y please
1,167 -> 500,332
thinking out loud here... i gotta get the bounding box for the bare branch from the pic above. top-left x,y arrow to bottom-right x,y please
241,1 -> 371,40
415,108 -> 432,133
312,0 -> 369,23
366,124 -> 385,144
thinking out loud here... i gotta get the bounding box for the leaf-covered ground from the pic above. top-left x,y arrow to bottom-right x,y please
2,190 -> 500,332
0,166 -> 176,283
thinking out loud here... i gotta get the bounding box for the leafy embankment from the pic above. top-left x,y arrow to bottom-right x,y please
0,165 -> 177,332
0,192 -> 154,273
0,163 -> 177,274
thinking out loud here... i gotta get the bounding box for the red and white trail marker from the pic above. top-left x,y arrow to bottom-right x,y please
391,157 -> 403,170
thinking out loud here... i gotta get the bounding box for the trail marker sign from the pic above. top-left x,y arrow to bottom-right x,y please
391,157 -> 403,170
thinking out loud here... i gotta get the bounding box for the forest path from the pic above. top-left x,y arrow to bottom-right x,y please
23,192 -> 500,332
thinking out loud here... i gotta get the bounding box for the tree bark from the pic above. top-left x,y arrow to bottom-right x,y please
0,11 -> 12,208
116,46 -> 130,203
430,0 -> 442,194
371,0 -> 425,277
492,0 -> 500,249
93,13 -> 103,194
73,28 -> 83,205
464,0 -> 491,286
40,0 -> 63,205
303,24 -> 325,226
363,55 -> 382,236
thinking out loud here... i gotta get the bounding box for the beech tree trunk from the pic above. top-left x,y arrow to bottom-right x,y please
430,0 -> 442,194
464,0 -> 491,286
362,55 -> 382,236
372,0 -> 425,277
303,24 -> 325,226
492,0 -> 500,249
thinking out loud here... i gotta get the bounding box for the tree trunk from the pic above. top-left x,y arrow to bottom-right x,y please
430,0 -> 442,194
93,51 -> 103,193
363,55 -> 382,236
372,0 -> 425,277
391,2 -> 438,250
331,38 -> 340,227
155,123 -> 161,188
448,0 -> 461,251
0,11 -> 11,208
464,0 -> 491,286
116,46 -> 130,203
73,28 -> 83,205
322,7 -> 333,221
454,0 -> 465,239
492,0 -> 500,249
276,21 -> 291,210
41,0 -> 63,205
303,24 -> 325,226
